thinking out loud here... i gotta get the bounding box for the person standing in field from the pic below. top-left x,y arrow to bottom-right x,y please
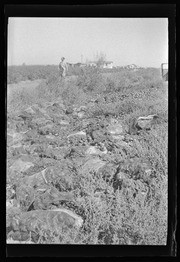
58,57 -> 68,79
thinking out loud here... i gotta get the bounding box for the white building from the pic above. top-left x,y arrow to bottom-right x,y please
124,64 -> 141,70
87,61 -> 113,68
101,61 -> 113,69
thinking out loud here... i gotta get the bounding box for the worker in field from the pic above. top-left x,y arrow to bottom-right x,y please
58,57 -> 68,79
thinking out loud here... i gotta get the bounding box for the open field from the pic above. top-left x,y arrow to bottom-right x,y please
6,67 -> 168,244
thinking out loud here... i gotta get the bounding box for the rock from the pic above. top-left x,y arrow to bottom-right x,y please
32,105 -> 49,117
116,172 -> 127,181
33,189 -> 74,210
115,140 -> 132,148
86,146 -> 107,155
24,106 -> 36,115
75,106 -> 87,112
18,112 -> 32,121
52,102 -> 66,111
66,107 -> 74,115
111,134 -> 125,140
107,119 -> 123,135
144,169 -> 152,175
9,208 -> 83,239
10,158 -> 34,173
7,131 -> 24,146
6,200 -> 14,208
67,131 -> 86,138
91,129 -> 106,141
136,114 -> 158,130
16,184 -> 35,211
15,166 -> 75,210
77,112 -> 85,119
45,134 -> 56,139
81,158 -> 106,174
32,117 -> 51,126
59,120 -> 69,125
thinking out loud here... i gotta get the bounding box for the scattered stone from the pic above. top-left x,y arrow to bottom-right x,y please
91,129 -> 106,141
107,118 -> 123,135
7,131 -> 24,146
81,158 -> 106,174
6,200 -> 15,208
144,169 -> 152,175
67,131 -> 86,138
115,140 -> 132,148
8,208 -> 83,240
75,106 -> 87,112
111,134 -> 125,140
86,146 -> 107,155
66,107 -> 74,115
32,117 -> 51,126
116,172 -> 127,181
136,114 -> 158,130
18,112 -> 32,121
59,120 -> 69,125
45,134 -> 56,139
10,158 -> 34,173
77,112 -> 85,119
24,106 -> 36,115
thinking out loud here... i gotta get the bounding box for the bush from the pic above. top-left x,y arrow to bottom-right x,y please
76,67 -> 104,93
7,65 -> 58,84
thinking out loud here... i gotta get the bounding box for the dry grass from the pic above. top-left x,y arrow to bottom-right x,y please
7,66 -> 168,245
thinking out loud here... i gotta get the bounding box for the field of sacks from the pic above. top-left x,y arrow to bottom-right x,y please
6,77 -> 168,244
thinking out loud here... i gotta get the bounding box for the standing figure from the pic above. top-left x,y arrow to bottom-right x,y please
58,57 -> 68,79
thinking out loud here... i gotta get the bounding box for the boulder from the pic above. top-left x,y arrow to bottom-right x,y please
111,134 -> 125,140
67,131 -> 86,138
116,172 -> 127,181
24,106 -> 36,115
136,114 -> 158,130
86,145 -> 107,156
10,158 -> 34,173
65,107 -> 74,115
7,131 -> 25,146
75,106 -> 87,112
18,112 -> 32,121
15,167 -> 75,210
8,208 -> 83,240
32,105 -> 50,118
115,140 -> 132,148
91,129 -> 106,141
77,112 -> 85,119
59,120 -> 69,125
81,158 -> 106,174
107,119 -> 123,135
31,117 -> 51,126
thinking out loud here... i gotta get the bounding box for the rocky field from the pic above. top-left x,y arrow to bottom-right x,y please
6,68 -> 168,244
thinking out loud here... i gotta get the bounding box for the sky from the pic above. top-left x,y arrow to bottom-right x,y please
7,18 -> 168,67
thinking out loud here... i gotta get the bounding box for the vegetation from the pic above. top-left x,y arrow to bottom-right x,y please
7,65 -> 168,245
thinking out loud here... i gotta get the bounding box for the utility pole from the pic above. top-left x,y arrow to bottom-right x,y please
81,55 -> 83,63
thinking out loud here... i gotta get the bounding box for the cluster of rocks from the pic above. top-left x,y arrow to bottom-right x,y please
6,96 -> 158,243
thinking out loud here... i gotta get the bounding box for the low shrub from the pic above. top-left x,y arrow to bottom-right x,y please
76,67 -> 104,93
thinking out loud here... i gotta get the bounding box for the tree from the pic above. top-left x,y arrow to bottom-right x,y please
95,52 -> 106,68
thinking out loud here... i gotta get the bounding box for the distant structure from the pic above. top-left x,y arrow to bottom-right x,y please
87,61 -> 113,69
67,62 -> 86,69
161,63 -> 168,81
124,64 -> 142,70
67,60 -> 114,70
